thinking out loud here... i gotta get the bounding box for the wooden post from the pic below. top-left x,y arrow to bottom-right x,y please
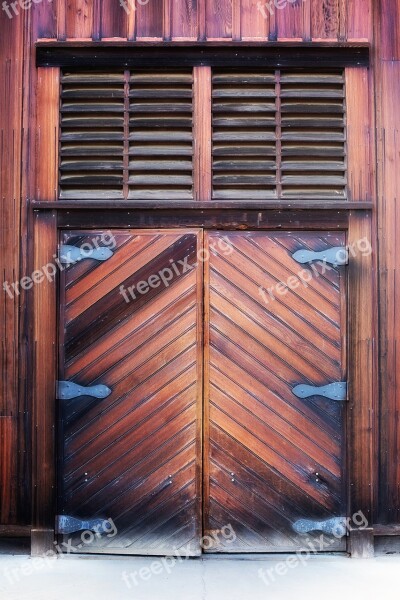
31,67 -> 60,557
31,210 -> 58,557
347,210 -> 376,557
193,66 -> 212,202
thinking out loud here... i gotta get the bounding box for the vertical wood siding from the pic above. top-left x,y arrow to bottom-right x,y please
0,9 -> 28,525
22,0 -> 373,42
376,47 -> 400,523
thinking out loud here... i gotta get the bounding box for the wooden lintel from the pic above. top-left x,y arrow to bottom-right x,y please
36,43 -> 370,69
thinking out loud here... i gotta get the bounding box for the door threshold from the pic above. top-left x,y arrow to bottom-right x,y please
59,551 -> 348,561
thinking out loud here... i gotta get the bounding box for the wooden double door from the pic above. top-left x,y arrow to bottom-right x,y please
57,229 -> 347,555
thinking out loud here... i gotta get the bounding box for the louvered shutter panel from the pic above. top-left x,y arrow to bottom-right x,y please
60,72 -> 125,199
280,71 -> 346,198
212,71 -> 277,200
212,70 -> 347,201
129,71 -> 194,200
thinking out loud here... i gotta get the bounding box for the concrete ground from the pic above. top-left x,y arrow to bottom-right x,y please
1,551 -> 400,600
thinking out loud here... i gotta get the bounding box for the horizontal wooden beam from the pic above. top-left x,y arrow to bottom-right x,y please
374,524 -> 400,536
36,43 -> 369,69
31,200 -> 373,210
51,209 -> 350,230
0,524 -> 31,537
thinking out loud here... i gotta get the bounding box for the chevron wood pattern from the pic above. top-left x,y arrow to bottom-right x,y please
204,231 -> 347,552
58,230 -> 203,555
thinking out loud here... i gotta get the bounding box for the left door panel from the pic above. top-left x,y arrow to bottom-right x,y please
57,230 -> 203,555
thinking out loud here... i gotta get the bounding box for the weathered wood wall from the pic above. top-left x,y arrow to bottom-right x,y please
376,0 -> 400,525
1,0 -> 399,531
0,9 -> 30,528
24,0 -> 373,42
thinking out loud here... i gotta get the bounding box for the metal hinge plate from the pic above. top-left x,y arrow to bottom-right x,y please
57,381 -> 112,400
292,247 -> 348,266
59,245 -> 114,265
56,515 -> 110,535
292,382 -> 347,402
293,517 -> 347,537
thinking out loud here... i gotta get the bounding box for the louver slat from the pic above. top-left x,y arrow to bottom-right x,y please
60,72 -> 125,199
129,71 -> 194,200
280,72 -> 347,199
212,71 -> 277,200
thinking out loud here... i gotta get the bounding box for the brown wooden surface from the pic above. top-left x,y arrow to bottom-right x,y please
373,0 -> 400,527
32,211 -> 57,554
53,208 -> 351,231
345,68 -> 372,202
66,0 -> 94,39
193,67 -> 212,201
0,7 -> 29,528
58,230 -> 203,555
31,0 -> 373,41
348,527 -> 374,558
204,230 -> 347,551
347,211 -> 375,530
375,57 -> 400,524
36,68 -> 60,201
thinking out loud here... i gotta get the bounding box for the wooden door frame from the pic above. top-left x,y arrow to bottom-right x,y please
31,55 -> 376,558
31,206 -> 375,557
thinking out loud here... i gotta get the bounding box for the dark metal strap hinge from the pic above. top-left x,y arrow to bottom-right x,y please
292,382 -> 347,402
292,246 -> 348,266
59,244 -> 114,265
57,381 -> 112,400
293,517 -> 347,537
56,515 -> 110,535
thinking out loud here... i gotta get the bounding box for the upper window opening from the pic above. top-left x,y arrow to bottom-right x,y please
59,68 -> 347,201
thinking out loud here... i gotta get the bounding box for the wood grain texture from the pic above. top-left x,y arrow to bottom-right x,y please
0,418 -> 17,523
100,0 -> 127,39
36,69 -> 60,201
171,0 -> 198,38
204,230 -> 347,551
136,0 -> 163,38
345,68 -> 371,202
276,0 -> 304,41
193,67 -> 212,200
30,0 -> 377,42
348,211 -> 374,529
66,0 -> 93,38
240,0 -> 267,40
346,0 -> 372,41
379,0 -> 400,60
206,0 -> 232,38
311,0 -> 339,40
32,211 -> 57,553
376,60 -> 400,524
33,0 -> 58,38
0,7 -> 27,527
58,230 -> 203,555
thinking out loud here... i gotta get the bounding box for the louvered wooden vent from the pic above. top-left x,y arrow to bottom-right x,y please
60,70 -> 194,200
60,72 -> 125,199
60,69 -> 346,201
212,70 -> 347,200
129,72 -> 193,200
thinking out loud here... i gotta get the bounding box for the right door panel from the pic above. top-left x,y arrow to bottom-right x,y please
204,231 -> 347,552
